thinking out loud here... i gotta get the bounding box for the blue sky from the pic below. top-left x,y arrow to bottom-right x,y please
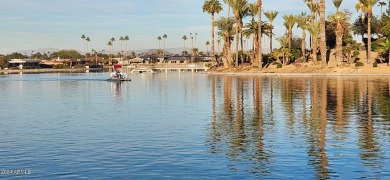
0,0 -> 383,54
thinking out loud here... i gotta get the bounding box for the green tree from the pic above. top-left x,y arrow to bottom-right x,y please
110,37 -> 115,55
264,10 -> 278,53
85,37 -> 90,56
215,17 -> 235,67
119,36 -> 124,54
243,19 -> 269,61
108,41 -> 113,65
319,0 -> 327,68
124,35 -> 129,59
50,50 -> 83,59
182,35 -> 188,53
276,35 -> 290,64
283,14 -> 297,52
297,12 -> 310,60
0,55 -> 9,68
81,34 -> 86,56
307,21 -> 320,64
356,0 -> 380,63
304,0 -> 319,49
206,41 -> 210,55
376,39 -> 390,65
257,0 -> 263,68
203,0 -> 223,66
163,34 -> 168,57
229,0 -> 249,67
157,36 -> 162,56
328,0 -> 350,66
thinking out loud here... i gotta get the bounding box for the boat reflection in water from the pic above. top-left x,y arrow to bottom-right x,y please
208,76 -> 390,179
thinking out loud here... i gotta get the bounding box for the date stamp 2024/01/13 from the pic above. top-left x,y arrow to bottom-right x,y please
0,169 -> 31,175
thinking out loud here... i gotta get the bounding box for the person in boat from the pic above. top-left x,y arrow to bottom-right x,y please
115,69 -> 122,79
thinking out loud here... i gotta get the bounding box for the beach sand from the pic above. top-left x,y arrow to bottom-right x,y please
210,51 -> 390,76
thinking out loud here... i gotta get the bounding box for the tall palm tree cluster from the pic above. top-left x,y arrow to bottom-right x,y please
106,35 -> 129,65
202,0 -> 385,69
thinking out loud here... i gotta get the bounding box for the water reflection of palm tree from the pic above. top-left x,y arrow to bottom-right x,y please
358,79 -> 381,167
336,77 -> 344,129
233,77 -> 245,153
318,78 -> 329,179
304,78 -> 329,180
209,75 -> 219,154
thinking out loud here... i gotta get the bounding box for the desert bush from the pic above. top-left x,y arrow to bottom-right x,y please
355,61 -> 364,67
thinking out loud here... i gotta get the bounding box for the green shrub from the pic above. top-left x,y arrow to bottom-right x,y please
277,64 -> 282,68
204,62 -> 212,68
355,61 -> 364,67
373,62 -> 378,67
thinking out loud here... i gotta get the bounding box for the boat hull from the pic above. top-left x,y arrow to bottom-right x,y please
107,78 -> 131,81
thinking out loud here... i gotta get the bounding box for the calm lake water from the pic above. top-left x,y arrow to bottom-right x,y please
0,72 -> 389,179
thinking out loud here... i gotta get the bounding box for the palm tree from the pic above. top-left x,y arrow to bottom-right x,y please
257,0 -> 262,68
215,17 -> 235,67
319,0 -> 327,68
306,21 -> 320,64
206,41 -> 210,55
247,2 -> 257,59
304,0 -> 319,49
229,0 -> 249,67
182,35 -> 188,55
157,36 -> 162,56
81,34 -> 86,57
283,14 -> 297,52
203,0 -> 223,66
85,37 -> 90,56
297,12 -> 310,60
223,0 -> 233,17
119,36 -> 124,54
110,37 -> 115,56
356,0 -> 379,63
124,35 -> 129,59
376,39 -> 390,65
243,19 -> 269,61
107,41 -> 113,65
276,35 -> 289,64
162,34 -> 168,57
264,10 -> 278,53
379,1 -> 387,17
195,33 -> 198,47
329,0 -> 350,66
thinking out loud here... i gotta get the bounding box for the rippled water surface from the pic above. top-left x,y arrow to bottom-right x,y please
0,72 -> 389,179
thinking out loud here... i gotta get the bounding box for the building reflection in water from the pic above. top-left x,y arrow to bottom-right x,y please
208,76 -> 390,178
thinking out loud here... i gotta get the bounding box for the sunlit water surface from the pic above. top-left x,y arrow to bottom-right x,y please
0,72 -> 389,179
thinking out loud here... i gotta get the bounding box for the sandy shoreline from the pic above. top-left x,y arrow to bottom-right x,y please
208,60 -> 390,76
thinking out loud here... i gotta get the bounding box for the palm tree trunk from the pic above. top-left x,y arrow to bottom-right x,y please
269,25 -> 273,53
302,30 -> 306,61
211,13 -> 215,66
235,17 -> 240,67
336,22 -> 343,66
258,0 -> 262,69
319,0 -> 327,68
312,38 -> 317,64
367,14 -> 372,64
288,30 -> 292,51
253,35 -> 256,61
